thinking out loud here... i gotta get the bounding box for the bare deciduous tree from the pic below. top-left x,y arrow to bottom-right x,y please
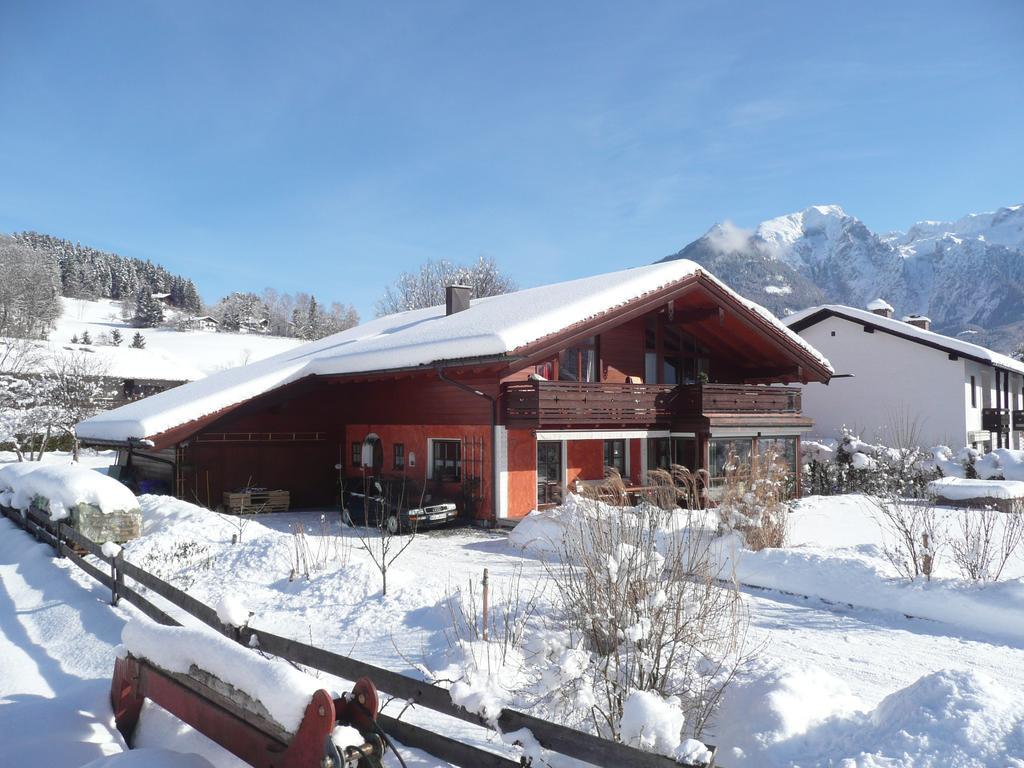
347,474 -> 418,596
375,256 -> 516,316
46,349 -> 110,461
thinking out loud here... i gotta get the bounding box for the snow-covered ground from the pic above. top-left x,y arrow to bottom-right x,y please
50,298 -> 302,377
2,454 -> 1023,766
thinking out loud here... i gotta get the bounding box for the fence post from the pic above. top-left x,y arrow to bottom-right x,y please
482,568 -> 489,641
112,550 -> 123,607
56,520 -> 64,558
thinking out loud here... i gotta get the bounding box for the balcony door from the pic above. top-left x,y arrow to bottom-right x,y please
537,441 -> 563,506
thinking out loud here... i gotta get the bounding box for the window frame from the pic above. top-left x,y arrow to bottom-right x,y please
431,439 -> 462,483
393,442 -> 405,470
351,441 -> 362,468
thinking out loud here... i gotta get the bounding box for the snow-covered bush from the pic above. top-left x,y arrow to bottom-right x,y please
801,429 -> 938,498
876,494 -> 941,581
542,495 -> 747,748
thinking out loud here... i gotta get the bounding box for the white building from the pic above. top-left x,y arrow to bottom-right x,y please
785,301 -> 1024,450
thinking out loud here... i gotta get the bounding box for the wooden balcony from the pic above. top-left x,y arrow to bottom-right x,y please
502,381 -> 802,428
503,381 -> 678,427
675,383 -> 801,415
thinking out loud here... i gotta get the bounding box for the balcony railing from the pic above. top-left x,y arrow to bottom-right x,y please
502,381 -> 802,427
982,408 -> 1010,432
676,383 -> 801,414
503,381 -> 678,427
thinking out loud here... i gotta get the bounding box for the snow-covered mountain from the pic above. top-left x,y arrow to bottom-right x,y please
661,203 -> 1024,351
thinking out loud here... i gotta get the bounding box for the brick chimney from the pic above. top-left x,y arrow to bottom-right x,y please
445,285 -> 472,316
902,314 -> 931,331
866,298 -> 894,319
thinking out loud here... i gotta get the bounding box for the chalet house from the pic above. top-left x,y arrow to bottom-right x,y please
786,301 -> 1024,450
184,315 -> 220,332
76,262 -> 832,521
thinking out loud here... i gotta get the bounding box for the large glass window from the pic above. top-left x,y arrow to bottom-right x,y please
672,437 -> 698,471
431,440 -> 462,482
757,437 -> 798,496
646,437 -> 671,472
708,438 -> 753,483
558,337 -> 597,382
603,439 -> 626,476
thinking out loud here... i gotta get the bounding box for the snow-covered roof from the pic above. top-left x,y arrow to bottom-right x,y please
77,261 -> 831,443
866,298 -> 894,312
901,315 -> 931,323
786,304 -> 1024,375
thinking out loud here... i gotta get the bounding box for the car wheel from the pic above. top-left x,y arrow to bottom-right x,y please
386,514 -> 402,535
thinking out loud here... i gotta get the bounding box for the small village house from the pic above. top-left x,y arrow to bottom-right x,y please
786,300 -> 1024,450
76,262 -> 832,521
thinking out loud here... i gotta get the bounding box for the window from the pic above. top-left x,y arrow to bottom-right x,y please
603,439 -> 626,476
757,437 -> 798,496
672,437 -> 697,471
431,440 -> 462,482
351,441 -> 362,468
646,437 -> 671,472
393,443 -> 405,470
558,336 -> 597,382
971,376 -> 977,408
708,438 -> 752,484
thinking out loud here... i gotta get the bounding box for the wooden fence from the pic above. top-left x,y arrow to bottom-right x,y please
0,504 -> 718,768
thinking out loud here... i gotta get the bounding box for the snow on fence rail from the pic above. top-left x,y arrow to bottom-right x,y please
0,503 -> 718,768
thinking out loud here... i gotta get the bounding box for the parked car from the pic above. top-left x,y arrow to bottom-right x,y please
342,476 -> 458,534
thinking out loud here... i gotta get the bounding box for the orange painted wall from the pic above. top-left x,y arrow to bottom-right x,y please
566,440 -> 604,487
506,428 -> 537,519
344,424 -> 493,521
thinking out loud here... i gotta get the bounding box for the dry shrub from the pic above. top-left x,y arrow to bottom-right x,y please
716,446 -> 790,551
876,495 -> 941,581
949,502 -> 1024,582
547,495 -> 749,740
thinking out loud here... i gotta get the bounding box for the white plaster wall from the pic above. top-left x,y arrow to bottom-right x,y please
796,316 -> 968,447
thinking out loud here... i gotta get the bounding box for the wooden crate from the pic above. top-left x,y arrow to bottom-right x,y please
222,489 -> 290,514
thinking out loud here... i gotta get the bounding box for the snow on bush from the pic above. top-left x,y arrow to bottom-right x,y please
122,618 -> 320,732
0,462 -> 138,519
620,690 -> 712,764
509,494 -> 746,755
801,429 -> 938,498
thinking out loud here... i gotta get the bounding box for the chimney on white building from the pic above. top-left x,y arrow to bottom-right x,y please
866,298 -> 894,319
902,314 -> 931,332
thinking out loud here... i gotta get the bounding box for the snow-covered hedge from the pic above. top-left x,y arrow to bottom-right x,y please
928,446 -> 1024,481
801,431 -> 938,497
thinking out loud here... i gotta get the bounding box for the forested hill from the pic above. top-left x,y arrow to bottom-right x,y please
13,231 -> 202,313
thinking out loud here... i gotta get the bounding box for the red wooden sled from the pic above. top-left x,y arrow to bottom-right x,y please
111,653 -> 384,768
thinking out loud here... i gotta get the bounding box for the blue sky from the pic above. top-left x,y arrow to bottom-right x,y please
1,2 -> 1021,319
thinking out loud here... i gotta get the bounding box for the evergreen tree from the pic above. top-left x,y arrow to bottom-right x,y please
80,330 -> 92,345
133,290 -> 165,327
130,332 -> 146,349
110,329 -> 123,346
70,334 -> 79,344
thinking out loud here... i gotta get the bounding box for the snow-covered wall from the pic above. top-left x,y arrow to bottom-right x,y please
796,315 -> 970,447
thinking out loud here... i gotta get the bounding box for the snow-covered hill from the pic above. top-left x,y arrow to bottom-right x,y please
662,203 -> 1024,351
46,298 -> 302,381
